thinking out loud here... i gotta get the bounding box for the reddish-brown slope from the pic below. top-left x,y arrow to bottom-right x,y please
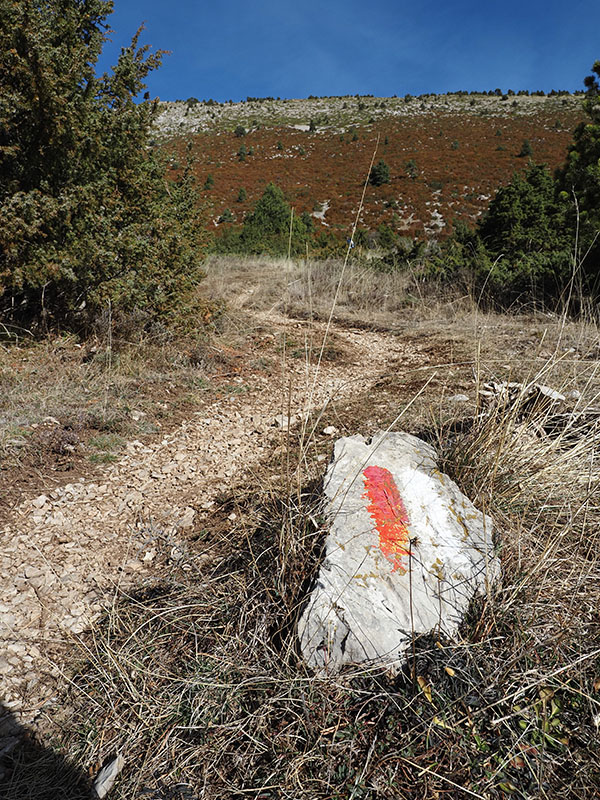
171,105 -> 584,240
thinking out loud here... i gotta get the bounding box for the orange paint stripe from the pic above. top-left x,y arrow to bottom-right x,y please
362,465 -> 410,573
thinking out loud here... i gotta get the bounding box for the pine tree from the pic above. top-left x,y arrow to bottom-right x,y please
0,0 -> 206,328
238,183 -> 312,255
369,159 -> 391,186
556,60 -> 600,291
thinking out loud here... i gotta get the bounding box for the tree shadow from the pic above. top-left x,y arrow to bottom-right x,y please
0,702 -> 91,800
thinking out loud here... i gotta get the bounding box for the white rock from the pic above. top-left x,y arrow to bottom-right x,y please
178,507 -> 195,528
298,431 -> 498,673
273,414 -> 298,429
448,394 -> 469,403
93,753 -> 125,799
322,425 -> 338,436
32,495 -> 49,509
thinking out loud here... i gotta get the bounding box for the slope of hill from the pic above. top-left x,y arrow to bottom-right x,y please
155,93 -> 585,240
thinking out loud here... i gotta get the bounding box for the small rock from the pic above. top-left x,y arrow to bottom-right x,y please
93,753 -> 125,799
322,425 -> 338,436
123,560 -> 144,573
32,495 -> 49,509
273,414 -> 298,429
448,394 -> 469,403
178,507 -> 195,528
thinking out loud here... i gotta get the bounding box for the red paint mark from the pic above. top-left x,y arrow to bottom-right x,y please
362,466 -> 410,573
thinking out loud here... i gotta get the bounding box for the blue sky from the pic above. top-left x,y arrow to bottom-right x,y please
96,0 -> 600,102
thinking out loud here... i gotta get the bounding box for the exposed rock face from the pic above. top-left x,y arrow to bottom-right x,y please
298,432 -> 499,672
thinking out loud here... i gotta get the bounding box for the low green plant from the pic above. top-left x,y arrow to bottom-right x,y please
518,138 -> 533,157
405,159 -> 419,179
369,159 -> 391,186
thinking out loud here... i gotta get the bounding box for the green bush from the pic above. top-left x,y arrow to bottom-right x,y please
430,62 -> 600,309
218,208 -> 234,224
405,159 -> 419,179
0,0 -> 207,330
556,61 -> 600,292
432,166 -> 571,306
518,139 -> 533,157
369,159 -> 391,186
215,183 -> 312,256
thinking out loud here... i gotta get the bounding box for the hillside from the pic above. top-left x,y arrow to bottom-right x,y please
156,93 -> 586,240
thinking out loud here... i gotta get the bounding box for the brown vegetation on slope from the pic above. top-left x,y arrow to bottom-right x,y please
168,101 -> 584,241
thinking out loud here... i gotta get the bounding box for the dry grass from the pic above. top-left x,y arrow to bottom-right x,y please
202,253 -> 471,329
3,258 -> 600,799
0,322 -> 222,496
44,373 -> 600,799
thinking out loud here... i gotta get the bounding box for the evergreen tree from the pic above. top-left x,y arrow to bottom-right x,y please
238,183 -> 312,255
556,60 -> 600,292
369,159 -> 391,186
518,139 -> 533,157
476,164 -> 571,298
0,0 -> 206,328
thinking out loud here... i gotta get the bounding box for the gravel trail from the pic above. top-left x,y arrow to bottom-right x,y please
0,319 -> 418,725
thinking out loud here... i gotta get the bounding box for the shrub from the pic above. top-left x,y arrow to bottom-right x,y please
405,159 -> 419,180
369,159 -> 391,186
218,208 -> 234,224
0,0 -> 207,330
204,174 -> 215,190
234,125 -> 246,137
434,165 -> 571,306
237,144 -> 247,162
556,61 -> 600,289
518,138 -> 533,157
217,183 -> 312,256
237,188 -> 247,203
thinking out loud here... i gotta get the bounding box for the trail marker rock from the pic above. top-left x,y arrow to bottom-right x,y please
298,432 -> 498,672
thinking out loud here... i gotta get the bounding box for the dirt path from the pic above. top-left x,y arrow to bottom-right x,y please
0,316 -> 423,724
